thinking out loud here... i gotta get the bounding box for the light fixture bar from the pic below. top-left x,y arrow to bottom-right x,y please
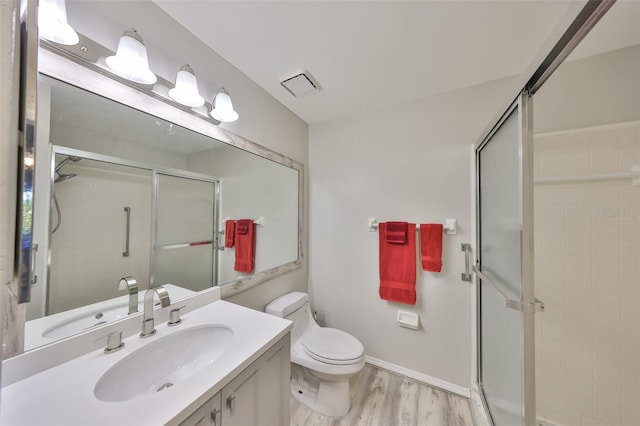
39,34 -> 225,126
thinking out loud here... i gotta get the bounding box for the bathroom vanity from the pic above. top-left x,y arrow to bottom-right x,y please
0,291 -> 292,425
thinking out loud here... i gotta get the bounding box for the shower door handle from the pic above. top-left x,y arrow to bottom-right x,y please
473,264 -> 544,314
123,207 -> 130,257
461,243 -> 472,282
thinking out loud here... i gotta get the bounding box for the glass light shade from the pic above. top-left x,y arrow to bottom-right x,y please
39,0 -> 79,45
168,64 -> 205,108
209,89 -> 239,123
105,29 -> 157,85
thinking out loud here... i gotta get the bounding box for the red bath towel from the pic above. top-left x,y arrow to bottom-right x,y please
234,219 -> 255,273
224,219 -> 235,248
420,224 -> 443,272
379,222 -> 416,305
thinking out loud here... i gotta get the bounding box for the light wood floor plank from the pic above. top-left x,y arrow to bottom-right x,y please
290,363 -> 474,426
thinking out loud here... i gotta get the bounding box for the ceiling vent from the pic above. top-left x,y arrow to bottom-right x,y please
280,72 -> 319,97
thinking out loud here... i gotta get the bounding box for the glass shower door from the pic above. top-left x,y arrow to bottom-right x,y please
476,92 -> 540,425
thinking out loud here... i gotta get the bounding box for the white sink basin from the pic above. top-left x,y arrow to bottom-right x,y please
94,324 -> 233,402
42,302 -> 131,339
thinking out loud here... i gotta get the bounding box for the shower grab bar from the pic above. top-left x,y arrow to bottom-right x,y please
461,243 -> 472,282
472,264 -> 544,314
123,207 -> 130,257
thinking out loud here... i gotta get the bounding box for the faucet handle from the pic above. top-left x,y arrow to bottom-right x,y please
168,305 -> 186,326
118,276 -> 137,293
104,331 -> 124,354
154,286 -> 171,307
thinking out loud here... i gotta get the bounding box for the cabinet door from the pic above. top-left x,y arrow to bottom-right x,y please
179,393 -> 222,426
259,340 -> 290,426
222,364 -> 260,426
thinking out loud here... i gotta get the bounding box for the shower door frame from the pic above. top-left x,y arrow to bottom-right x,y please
475,90 -> 537,425
472,1 -> 616,424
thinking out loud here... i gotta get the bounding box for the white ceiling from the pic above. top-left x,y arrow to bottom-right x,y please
154,1 -> 640,125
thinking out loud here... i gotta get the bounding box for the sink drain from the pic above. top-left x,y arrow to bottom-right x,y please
156,382 -> 174,392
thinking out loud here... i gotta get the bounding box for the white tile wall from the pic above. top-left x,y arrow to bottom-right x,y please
535,121 -> 640,426
49,165 -> 152,314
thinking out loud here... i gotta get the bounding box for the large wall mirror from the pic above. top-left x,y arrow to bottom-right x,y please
21,47 -> 302,354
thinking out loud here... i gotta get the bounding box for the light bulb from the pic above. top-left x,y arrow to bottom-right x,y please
39,0 -> 79,46
168,64 -> 205,108
105,29 -> 156,85
210,88 -> 239,123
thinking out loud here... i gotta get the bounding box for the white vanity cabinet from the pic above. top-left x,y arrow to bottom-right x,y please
180,393 -> 222,426
178,333 -> 291,426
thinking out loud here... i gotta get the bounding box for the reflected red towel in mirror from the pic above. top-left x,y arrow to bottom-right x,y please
420,224 -> 443,272
234,219 -> 255,273
225,219 -> 235,248
379,222 -> 416,305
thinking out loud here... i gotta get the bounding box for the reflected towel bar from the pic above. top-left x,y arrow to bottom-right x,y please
221,217 -> 265,230
157,241 -> 213,250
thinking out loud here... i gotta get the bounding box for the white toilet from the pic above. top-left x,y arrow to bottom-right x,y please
265,292 -> 365,417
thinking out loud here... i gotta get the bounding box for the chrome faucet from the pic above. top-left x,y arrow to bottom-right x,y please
118,276 -> 138,315
140,286 -> 171,338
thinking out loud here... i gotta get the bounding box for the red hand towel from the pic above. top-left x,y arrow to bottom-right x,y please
379,222 -> 417,305
234,219 -> 255,273
420,224 -> 443,272
236,220 -> 249,234
385,221 -> 408,244
224,219 -> 235,248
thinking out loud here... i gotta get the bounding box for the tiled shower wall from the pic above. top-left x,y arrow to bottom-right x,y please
49,166 -> 152,314
534,120 -> 640,425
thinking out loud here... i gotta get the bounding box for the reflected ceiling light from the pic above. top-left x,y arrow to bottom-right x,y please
168,64 -> 205,108
209,88 -> 238,123
39,0 -> 79,46
105,28 -> 157,85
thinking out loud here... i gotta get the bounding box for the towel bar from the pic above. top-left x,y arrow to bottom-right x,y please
367,218 -> 456,235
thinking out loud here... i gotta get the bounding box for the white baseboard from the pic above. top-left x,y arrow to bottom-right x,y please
364,356 -> 471,398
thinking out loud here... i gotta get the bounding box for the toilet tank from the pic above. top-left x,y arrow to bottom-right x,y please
265,292 -> 311,343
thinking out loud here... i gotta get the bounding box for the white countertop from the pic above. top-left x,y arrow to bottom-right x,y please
1,300 -> 292,426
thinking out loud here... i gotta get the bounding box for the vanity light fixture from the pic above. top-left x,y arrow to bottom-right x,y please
105,29 -> 157,85
38,0 -> 79,46
168,64 -> 205,108
209,88 -> 239,123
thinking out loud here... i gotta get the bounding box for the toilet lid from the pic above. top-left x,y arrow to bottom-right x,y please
302,328 -> 364,365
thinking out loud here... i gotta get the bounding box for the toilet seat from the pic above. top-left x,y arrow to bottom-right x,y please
302,328 -> 364,365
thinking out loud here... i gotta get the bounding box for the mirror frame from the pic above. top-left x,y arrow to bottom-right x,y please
37,40 -> 304,300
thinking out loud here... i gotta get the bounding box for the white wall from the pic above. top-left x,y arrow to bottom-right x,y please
64,0 -> 309,311
308,77 -> 515,389
535,45 -> 640,133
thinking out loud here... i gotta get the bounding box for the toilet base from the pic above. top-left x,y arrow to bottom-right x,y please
290,364 -> 352,418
